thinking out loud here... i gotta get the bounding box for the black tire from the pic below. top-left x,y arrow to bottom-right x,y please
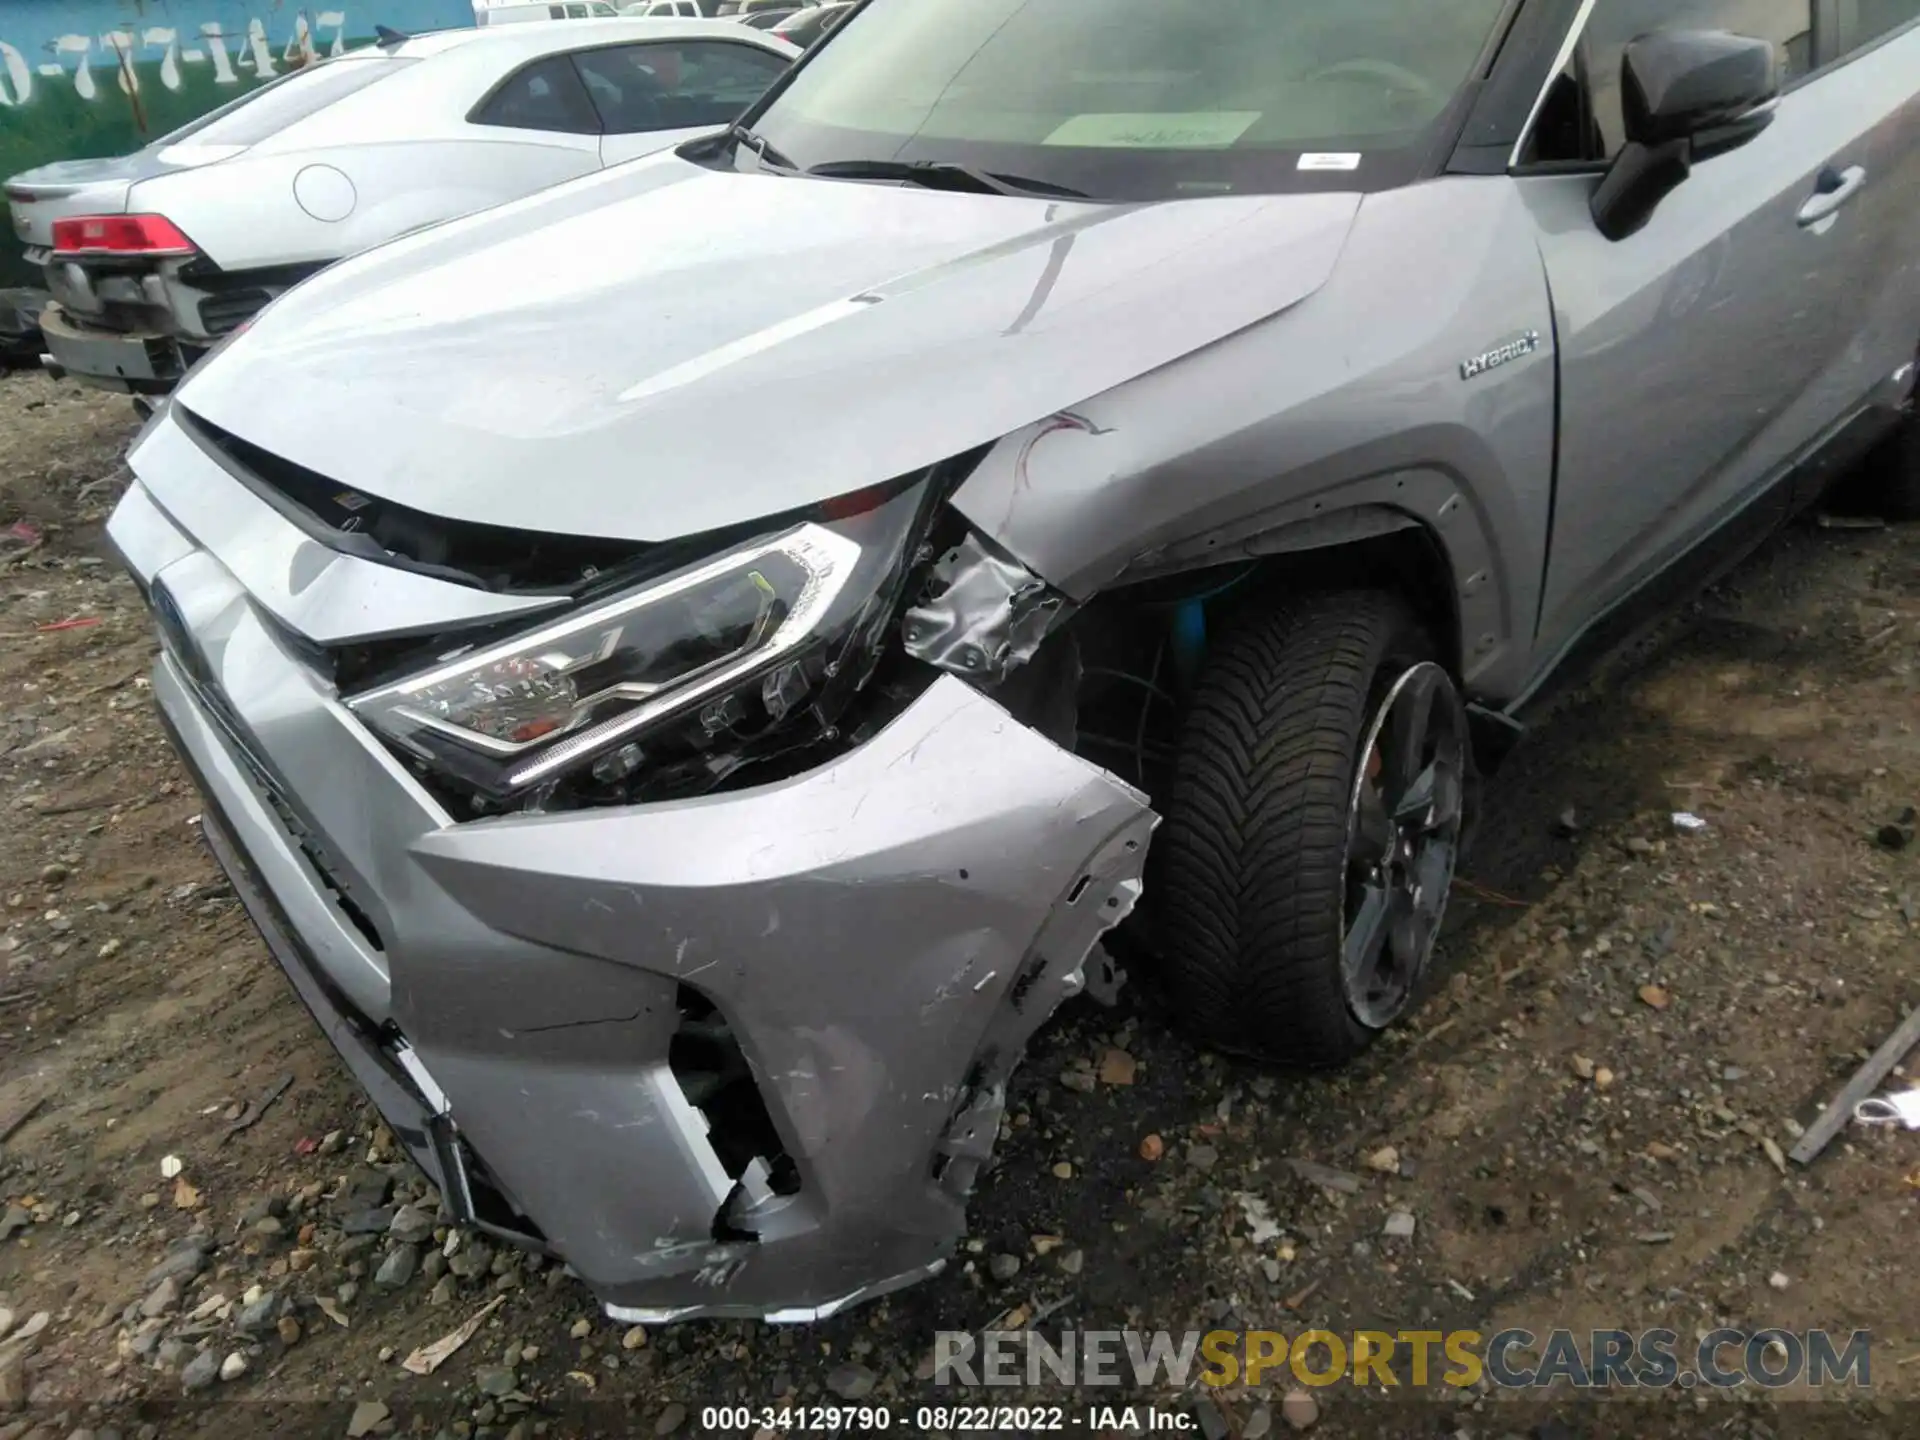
1153,589 -> 1467,1067
1863,409 -> 1920,521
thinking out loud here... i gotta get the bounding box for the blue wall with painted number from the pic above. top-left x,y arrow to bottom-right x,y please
0,0 -> 475,284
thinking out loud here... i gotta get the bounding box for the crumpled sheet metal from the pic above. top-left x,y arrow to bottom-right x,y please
902,531 -> 1071,685
406,676 -> 1155,1321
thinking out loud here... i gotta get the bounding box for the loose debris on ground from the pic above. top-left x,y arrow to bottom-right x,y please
2,367 -> 1919,1437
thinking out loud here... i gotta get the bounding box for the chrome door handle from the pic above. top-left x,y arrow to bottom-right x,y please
1798,165 -> 1867,227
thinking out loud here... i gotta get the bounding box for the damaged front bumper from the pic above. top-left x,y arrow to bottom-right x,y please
110,445 -> 1154,1322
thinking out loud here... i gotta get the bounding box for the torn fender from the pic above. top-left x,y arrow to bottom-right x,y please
902,530 -> 1073,684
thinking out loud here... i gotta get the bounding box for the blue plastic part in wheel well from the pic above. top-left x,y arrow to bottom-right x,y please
1170,599 -> 1207,693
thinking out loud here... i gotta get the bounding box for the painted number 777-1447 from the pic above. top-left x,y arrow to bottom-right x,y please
0,12 -> 350,110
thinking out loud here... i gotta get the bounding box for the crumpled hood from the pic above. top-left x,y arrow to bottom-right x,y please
177,150 -> 1362,542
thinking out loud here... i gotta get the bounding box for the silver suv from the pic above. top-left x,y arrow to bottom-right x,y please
108,0 -> 1920,1323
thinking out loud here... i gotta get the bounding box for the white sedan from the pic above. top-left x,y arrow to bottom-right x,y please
4,19 -> 795,395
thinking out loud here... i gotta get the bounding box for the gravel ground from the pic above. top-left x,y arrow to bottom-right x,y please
2,366 -> 1919,1440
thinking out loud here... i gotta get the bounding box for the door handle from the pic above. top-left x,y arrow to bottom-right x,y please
1797,165 -> 1867,227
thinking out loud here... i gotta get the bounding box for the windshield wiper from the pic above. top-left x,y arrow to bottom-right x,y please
728,123 -> 797,173
805,158 -> 1087,199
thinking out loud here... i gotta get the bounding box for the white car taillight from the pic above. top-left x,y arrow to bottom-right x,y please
50,214 -> 197,258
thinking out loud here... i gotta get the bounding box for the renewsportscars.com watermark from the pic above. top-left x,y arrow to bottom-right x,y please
932,1328 -> 1873,1391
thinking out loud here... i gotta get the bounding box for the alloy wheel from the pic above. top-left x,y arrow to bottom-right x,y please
1339,661 -> 1467,1029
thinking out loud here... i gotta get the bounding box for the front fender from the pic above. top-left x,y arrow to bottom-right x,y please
949,176 -> 1557,705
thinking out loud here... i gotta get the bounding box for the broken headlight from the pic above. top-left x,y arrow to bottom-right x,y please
347,484 -> 929,803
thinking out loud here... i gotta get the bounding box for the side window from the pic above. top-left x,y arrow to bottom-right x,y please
548,5 -> 565,16
679,40 -> 791,93
471,54 -> 601,133
570,42 -> 789,134
1844,0 -> 1920,53
565,3 -> 591,16
1581,1 -> 1813,157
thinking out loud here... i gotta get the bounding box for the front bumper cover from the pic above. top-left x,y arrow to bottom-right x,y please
111,431 -> 1155,1322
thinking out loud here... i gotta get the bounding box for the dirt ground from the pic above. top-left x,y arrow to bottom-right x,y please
1,365 -> 1918,1440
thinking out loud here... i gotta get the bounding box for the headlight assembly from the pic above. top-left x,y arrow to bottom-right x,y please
348,482 -> 930,805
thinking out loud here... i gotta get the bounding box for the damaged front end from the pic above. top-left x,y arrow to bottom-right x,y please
114,408 -> 1155,1322
412,673 -> 1153,1322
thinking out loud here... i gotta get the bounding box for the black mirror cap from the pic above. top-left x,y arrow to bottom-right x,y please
1590,138 -> 1693,241
1621,30 -> 1779,146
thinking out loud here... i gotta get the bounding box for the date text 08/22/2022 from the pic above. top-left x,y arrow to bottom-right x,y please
699,1406 -> 1195,1432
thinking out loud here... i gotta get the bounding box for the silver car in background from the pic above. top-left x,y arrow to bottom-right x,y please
109,0 -> 1920,1322
6,20 -> 794,394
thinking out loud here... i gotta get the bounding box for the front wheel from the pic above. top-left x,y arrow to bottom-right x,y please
1152,590 -> 1468,1067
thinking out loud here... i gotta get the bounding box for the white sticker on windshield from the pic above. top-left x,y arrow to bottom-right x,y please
1298,152 -> 1363,171
1043,112 -> 1260,149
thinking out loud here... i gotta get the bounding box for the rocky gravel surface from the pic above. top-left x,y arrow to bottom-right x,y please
1,368 -> 1918,1439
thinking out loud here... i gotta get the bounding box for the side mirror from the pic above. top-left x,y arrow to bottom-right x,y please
1590,29 -> 1779,241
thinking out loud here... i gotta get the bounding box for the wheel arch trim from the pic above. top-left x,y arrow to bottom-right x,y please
1103,472 -> 1511,694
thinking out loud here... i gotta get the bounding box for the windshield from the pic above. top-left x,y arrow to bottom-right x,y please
746,0 -> 1510,199
154,55 -> 415,149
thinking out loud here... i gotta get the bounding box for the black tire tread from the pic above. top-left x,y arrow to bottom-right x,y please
1154,589 -> 1431,1067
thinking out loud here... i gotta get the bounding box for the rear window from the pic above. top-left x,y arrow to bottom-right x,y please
155,56 -> 417,149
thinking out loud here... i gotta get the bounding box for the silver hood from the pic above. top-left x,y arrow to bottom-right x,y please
175,150 -> 1363,541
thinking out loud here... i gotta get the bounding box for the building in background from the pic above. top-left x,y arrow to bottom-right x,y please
0,0 -> 473,287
